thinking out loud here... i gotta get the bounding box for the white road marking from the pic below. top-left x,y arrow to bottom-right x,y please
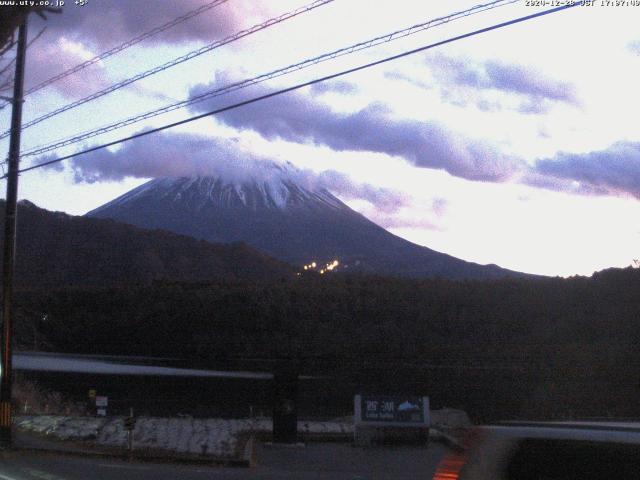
97,464 -> 151,470
19,468 -> 68,480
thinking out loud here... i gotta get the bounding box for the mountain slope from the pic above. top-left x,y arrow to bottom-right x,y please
1,200 -> 294,287
88,174 -> 524,280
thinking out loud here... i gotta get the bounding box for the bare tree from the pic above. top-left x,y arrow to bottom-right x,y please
0,25 -> 46,96
0,5 -> 60,53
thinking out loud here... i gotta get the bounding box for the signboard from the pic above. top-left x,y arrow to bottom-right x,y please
354,395 -> 430,427
97,408 -> 107,416
95,396 -> 108,407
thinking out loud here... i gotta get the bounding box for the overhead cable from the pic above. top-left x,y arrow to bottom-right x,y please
0,0 -> 335,140
20,0 -> 518,159
10,4 -> 579,179
11,0 -> 231,101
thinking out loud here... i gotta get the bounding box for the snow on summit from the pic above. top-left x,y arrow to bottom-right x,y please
90,160 -> 347,215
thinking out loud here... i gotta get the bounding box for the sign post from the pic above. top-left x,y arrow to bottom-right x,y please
124,407 -> 136,461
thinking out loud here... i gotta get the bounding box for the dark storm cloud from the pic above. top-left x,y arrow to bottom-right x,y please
188,78 -> 523,182
37,130 -> 407,211
528,141 -> 640,199
427,54 -> 578,113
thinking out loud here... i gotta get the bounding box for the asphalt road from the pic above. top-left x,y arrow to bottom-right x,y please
0,441 -> 449,480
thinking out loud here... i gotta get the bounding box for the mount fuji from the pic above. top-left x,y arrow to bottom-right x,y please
87,166 -> 523,279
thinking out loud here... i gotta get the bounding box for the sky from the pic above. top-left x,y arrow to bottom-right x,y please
1,0 -> 640,277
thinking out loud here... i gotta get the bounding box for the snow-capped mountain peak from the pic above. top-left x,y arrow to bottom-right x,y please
87,162 -> 523,280
91,174 -> 346,216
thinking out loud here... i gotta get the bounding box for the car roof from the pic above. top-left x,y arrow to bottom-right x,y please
473,421 -> 640,445
494,421 -> 640,432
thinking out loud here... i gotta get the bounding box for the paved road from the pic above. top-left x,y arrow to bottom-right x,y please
0,442 -> 449,480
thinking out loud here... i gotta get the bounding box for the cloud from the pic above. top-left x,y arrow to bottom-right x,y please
527,141 -> 640,199
57,133 -> 272,183
313,170 -> 408,213
37,130 -> 407,212
628,40 -> 640,55
426,54 -> 578,113
482,60 -> 576,103
310,80 -> 358,95
354,197 -> 447,231
24,0 -> 259,98
30,0 -> 251,48
188,76 -> 524,182
383,71 -> 432,90
25,36 -> 111,97
25,35 -> 177,99
373,215 -> 443,231
431,197 -> 448,217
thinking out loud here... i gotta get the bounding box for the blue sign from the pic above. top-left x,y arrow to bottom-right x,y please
357,395 -> 428,425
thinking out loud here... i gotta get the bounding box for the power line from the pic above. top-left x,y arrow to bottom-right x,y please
0,26 -> 47,100
1,0 -> 230,105
0,0 -> 335,140
0,39 -> 16,58
20,0 -> 518,159
9,3 -> 579,180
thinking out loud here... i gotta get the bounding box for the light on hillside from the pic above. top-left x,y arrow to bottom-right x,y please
298,259 -> 340,276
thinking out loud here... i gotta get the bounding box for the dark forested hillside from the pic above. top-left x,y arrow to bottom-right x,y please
0,200 -> 294,286
18,269 -> 640,361
13,268 -> 640,420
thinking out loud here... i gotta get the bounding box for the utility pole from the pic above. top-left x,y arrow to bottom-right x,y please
0,18 -> 28,449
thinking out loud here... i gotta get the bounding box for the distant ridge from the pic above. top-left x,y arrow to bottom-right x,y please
0,200 -> 294,287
